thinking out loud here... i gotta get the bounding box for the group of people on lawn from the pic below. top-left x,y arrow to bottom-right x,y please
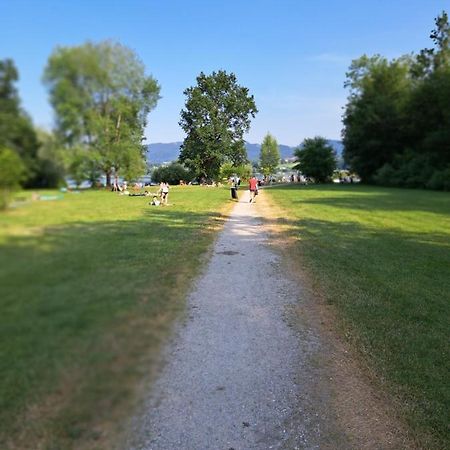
112,180 -> 170,205
114,176 -> 259,205
150,182 -> 169,206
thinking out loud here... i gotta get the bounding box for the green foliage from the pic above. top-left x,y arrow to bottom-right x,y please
0,147 -> 26,209
115,140 -> 148,183
34,128 -> 65,188
179,70 -> 257,181
426,167 -> 450,190
372,163 -> 397,187
342,55 -> 413,182
342,11 -> 450,190
266,184 -> 450,448
407,68 -> 450,170
219,162 -> 252,180
294,137 -> 336,182
151,162 -> 192,185
259,133 -> 280,178
0,59 -> 40,187
373,151 -> 435,188
0,147 -> 26,187
43,41 -> 161,184
63,147 -> 95,187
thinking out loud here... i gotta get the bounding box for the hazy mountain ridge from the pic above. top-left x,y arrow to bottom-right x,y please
146,140 -> 344,164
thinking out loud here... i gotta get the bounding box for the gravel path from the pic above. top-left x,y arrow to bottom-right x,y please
126,190 -> 347,450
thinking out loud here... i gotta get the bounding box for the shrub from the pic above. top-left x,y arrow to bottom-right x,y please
426,167 -> 450,191
0,147 -> 26,209
219,162 -> 252,181
374,152 -> 438,189
294,137 -> 336,183
152,162 -> 192,185
373,163 -> 397,186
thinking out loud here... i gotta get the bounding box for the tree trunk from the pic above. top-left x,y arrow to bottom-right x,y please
106,171 -> 111,187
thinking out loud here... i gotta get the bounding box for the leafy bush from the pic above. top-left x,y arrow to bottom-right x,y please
373,163 -> 397,186
426,167 -> 450,190
219,162 -> 252,180
0,147 -> 26,209
374,152 -> 440,189
294,137 -> 336,183
152,162 -> 192,185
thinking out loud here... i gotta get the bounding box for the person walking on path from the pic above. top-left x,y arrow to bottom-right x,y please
230,177 -> 238,201
248,175 -> 258,203
126,189 -> 415,450
126,190 -> 323,450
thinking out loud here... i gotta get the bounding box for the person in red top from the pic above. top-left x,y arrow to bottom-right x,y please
248,176 -> 258,203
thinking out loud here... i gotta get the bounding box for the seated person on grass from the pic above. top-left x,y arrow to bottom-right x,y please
150,195 -> 160,206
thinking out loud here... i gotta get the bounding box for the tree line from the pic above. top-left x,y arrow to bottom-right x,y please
343,11 -> 450,190
1,10 -> 449,209
0,41 -> 161,208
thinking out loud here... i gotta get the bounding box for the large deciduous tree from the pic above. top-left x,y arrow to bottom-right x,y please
342,55 -> 413,183
0,59 -> 40,187
179,70 -> 257,181
294,137 -> 336,183
342,11 -> 450,190
406,11 -> 450,182
259,133 -> 280,180
43,41 -> 160,185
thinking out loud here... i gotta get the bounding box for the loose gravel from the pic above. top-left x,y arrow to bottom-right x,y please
126,190 -> 348,450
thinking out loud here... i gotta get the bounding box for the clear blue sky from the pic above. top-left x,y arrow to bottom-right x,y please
1,0 -> 448,146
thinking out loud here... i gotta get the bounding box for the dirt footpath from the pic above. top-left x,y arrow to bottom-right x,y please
126,189 -> 415,450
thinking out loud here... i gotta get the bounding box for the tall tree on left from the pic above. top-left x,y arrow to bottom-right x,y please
43,41 -> 161,186
0,59 -> 40,187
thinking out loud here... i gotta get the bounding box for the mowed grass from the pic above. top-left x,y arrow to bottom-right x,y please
265,184 -> 450,448
0,186 -> 231,449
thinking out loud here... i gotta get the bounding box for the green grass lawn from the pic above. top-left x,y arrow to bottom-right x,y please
265,184 -> 450,448
0,186 -> 231,449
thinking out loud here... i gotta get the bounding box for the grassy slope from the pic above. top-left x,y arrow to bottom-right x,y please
264,184 -> 450,448
0,186 -> 231,449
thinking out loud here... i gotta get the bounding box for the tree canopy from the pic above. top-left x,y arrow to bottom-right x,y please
178,70 -> 258,181
342,55 -> 413,182
0,147 -> 26,209
259,133 -> 280,179
151,162 -> 192,185
294,137 -> 336,183
43,41 -> 161,184
0,59 -> 41,187
342,11 -> 450,190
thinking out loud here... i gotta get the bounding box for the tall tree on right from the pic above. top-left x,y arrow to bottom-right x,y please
294,137 -> 336,183
342,55 -> 412,183
259,133 -> 280,181
342,11 -> 450,189
407,11 -> 450,187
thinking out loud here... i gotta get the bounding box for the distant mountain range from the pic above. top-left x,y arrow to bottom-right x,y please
146,140 -> 344,166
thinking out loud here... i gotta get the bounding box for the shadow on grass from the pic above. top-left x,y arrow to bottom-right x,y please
0,208 -> 228,449
1,200 -> 449,447
271,183 -> 450,215
260,207 -> 450,446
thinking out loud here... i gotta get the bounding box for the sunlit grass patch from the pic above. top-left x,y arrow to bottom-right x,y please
265,184 -> 450,448
0,186 -> 231,449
